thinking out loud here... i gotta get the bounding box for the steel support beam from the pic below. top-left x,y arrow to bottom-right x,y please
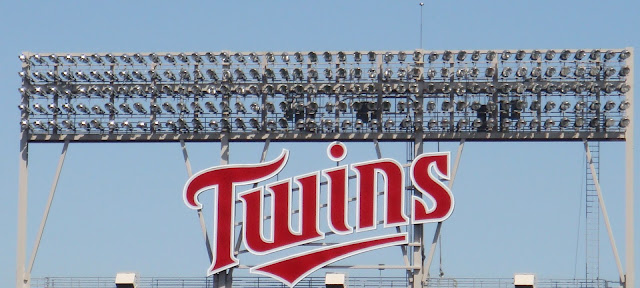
16,61 -> 30,288
26,141 -> 69,284
180,140 -> 214,262
16,130 -> 28,288
217,134 -> 231,288
412,135 -> 424,288
624,47 -> 634,288
26,131 -> 626,144
423,139 -> 464,284
584,140 -> 624,284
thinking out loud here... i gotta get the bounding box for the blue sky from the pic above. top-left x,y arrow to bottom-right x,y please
0,0 -> 638,287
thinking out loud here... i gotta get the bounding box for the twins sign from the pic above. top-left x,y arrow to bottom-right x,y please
183,141 -> 454,286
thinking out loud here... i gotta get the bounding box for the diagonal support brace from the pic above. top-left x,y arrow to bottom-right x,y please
584,140 -> 625,284
180,140 -> 214,262
25,140 -> 70,284
423,139 -> 464,284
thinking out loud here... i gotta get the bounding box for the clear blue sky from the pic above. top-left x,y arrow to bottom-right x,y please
0,0 -> 638,286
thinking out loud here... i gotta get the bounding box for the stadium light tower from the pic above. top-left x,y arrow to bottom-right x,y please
17,49 -> 632,142
17,48 -> 634,288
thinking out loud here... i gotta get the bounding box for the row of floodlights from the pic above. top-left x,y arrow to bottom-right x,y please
22,63 -> 631,84
21,99 -> 630,117
21,49 -> 631,66
21,115 -> 630,133
21,81 -> 631,99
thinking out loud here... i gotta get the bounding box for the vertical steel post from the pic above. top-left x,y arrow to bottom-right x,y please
624,47 -> 634,288
221,134 -> 229,165
17,124 -> 28,288
16,57 -> 30,288
412,136 -> 424,288
217,134 -> 230,288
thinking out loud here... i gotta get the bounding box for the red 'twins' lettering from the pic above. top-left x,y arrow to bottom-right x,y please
183,142 -> 454,287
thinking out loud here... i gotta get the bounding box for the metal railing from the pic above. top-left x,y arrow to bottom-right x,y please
425,278 -> 616,288
30,276 -> 617,288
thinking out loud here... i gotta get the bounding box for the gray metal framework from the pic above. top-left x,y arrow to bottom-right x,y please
16,48 -> 634,288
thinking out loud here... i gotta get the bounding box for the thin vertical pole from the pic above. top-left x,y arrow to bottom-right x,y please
624,47 -> 634,288
419,2 -> 424,49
